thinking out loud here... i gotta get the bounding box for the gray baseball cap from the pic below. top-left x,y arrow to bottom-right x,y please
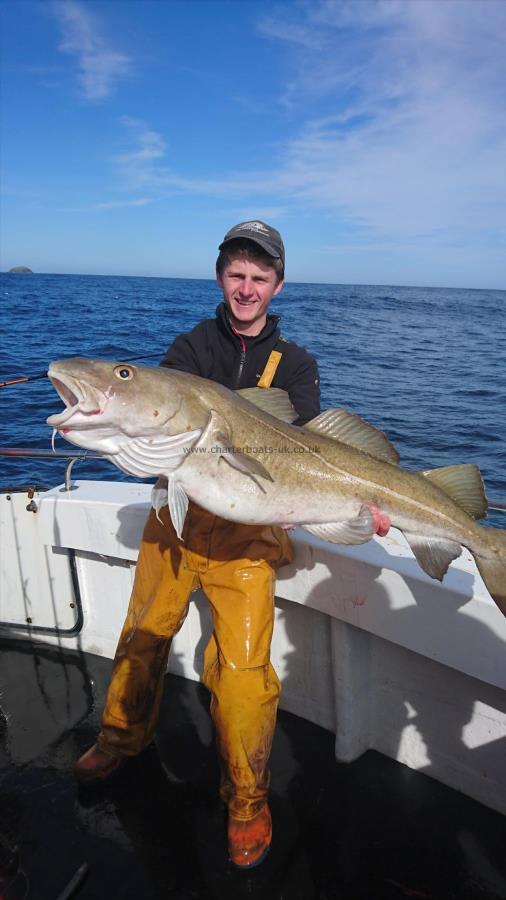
219,220 -> 285,266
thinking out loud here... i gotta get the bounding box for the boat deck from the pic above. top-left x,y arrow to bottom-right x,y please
0,639 -> 504,900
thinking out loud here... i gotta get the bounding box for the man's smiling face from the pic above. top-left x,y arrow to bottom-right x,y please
217,256 -> 284,336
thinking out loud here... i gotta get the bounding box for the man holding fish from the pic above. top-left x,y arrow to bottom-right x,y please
73,221 -> 331,867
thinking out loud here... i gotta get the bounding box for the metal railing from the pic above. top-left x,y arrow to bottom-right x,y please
0,447 -> 102,492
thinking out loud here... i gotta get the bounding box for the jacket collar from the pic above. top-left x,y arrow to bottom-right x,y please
216,302 -> 280,344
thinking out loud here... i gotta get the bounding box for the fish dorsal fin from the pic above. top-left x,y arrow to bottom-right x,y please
304,408 -> 400,465
420,464 -> 488,519
236,387 -> 297,423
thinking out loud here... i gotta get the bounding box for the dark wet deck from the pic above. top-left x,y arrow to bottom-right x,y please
0,638 -> 504,900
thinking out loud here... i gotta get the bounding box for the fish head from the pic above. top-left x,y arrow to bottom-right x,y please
46,357 -> 192,454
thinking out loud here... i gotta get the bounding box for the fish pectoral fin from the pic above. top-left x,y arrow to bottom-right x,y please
403,532 -> 462,581
167,477 -> 189,541
235,387 -> 297,423
201,411 -> 274,492
304,408 -> 400,465
302,505 -> 376,545
420,464 -> 488,520
217,447 -> 273,494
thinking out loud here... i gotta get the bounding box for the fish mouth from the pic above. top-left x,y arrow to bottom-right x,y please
52,377 -> 80,408
46,369 -> 108,429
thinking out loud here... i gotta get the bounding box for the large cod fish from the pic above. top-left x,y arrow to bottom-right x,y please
47,358 -> 506,617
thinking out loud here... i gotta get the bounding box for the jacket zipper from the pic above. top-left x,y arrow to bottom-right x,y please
232,328 -> 246,388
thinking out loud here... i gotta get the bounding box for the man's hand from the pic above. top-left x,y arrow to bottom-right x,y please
366,504 -> 391,538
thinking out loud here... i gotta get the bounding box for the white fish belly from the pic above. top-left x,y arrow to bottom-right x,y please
179,458 -> 359,526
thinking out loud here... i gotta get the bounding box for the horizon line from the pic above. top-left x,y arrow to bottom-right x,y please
2,269 -> 505,293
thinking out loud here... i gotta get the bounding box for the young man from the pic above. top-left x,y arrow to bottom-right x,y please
75,221 -> 321,868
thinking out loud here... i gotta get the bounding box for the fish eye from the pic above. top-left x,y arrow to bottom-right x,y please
114,365 -> 134,380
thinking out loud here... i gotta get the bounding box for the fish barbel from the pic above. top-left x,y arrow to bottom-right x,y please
47,358 -> 506,617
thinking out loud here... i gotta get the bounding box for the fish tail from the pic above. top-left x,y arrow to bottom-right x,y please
474,527 -> 506,618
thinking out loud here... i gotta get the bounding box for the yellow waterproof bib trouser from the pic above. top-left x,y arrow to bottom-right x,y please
98,501 -> 293,820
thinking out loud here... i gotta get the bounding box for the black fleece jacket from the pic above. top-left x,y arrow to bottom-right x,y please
160,303 -> 320,426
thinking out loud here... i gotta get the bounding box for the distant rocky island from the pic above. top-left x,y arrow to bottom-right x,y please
8,266 -> 33,273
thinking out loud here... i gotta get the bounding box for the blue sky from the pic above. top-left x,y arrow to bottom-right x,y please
1,0 -> 505,288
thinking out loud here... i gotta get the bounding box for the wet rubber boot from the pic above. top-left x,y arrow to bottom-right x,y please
228,804 -> 272,868
74,743 -> 123,784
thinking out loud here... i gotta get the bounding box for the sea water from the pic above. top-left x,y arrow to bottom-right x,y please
0,273 -> 505,526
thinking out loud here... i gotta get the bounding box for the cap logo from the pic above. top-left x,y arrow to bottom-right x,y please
240,221 -> 271,235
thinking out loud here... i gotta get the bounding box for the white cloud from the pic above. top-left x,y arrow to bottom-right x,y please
53,0 -> 131,100
94,198 -> 152,210
107,0 -> 506,268
116,117 -> 167,163
246,0 -> 506,267
113,117 -> 233,196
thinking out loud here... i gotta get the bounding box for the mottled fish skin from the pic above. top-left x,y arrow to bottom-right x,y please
47,358 -> 506,616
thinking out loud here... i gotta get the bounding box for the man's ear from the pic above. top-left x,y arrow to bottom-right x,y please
216,270 -> 224,289
273,278 -> 285,297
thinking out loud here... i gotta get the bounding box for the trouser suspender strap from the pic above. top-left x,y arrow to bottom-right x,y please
257,350 -> 282,388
